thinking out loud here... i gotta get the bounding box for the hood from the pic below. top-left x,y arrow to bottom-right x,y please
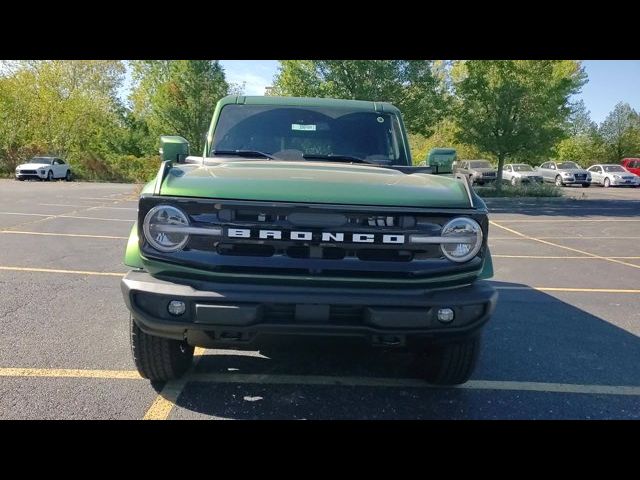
515,171 -> 542,177
472,167 -> 497,173
159,160 -> 472,208
557,168 -> 588,174
17,163 -> 49,169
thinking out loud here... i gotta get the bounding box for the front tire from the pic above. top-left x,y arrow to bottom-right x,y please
130,318 -> 194,381
555,175 -> 564,187
603,177 -> 610,188
419,335 -> 481,385
47,170 -> 53,182
511,177 -> 517,186
65,170 -> 72,182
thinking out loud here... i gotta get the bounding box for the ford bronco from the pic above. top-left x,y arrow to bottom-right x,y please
121,95 -> 497,385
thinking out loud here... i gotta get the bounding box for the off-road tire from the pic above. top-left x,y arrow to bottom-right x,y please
130,317 -> 194,381
420,335 -> 481,385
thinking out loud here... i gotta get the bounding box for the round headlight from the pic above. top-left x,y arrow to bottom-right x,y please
143,205 -> 190,252
440,217 -> 483,263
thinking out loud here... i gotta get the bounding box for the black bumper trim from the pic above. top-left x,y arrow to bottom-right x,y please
121,270 -> 497,346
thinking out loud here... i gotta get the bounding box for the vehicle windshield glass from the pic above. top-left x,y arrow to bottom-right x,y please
557,161 -> 580,169
470,161 -> 492,169
210,105 -> 408,165
604,165 -> 625,172
28,157 -> 52,164
512,164 -> 533,172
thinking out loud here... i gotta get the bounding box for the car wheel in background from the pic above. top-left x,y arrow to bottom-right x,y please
555,175 -> 563,187
47,170 -> 53,182
603,177 -> 610,188
511,177 -> 517,186
65,170 -> 73,182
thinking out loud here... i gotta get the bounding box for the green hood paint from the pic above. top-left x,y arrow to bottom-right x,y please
158,160 -> 471,208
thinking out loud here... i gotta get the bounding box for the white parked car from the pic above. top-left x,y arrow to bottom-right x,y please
586,164 -> 640,188
502,163 -> 544,186
15,156 -> 72,181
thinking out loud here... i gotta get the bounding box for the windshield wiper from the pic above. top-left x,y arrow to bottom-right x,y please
211,149 -> 275,159
302,154 -> 378,165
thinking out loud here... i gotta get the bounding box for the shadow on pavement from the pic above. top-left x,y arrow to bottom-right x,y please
484,196 -> 640,218
167,280 -> 640,419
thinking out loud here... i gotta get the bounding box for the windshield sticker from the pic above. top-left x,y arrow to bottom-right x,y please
292,124 -> 316,131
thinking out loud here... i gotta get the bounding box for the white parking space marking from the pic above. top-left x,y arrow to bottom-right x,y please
0,212 -> 51,217
57,215 -> 134,222
88,206 -> 137,211
493,255 -> 640,259
495,286 -> 640,293
492,236 -> 640,240
495,219 -> 640,223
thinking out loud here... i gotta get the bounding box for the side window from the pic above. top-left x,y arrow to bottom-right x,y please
53,159 -> 61,165
541,162 -> 548,169
550,163 -> 556,170
504,165 -> 511,171
596,166 -> 602,173
632,161 -> 639,168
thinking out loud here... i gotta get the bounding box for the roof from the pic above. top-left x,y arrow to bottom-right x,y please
216,95 -> 401,114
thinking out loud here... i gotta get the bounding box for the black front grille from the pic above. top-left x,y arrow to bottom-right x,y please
139,196 -> 487,283
20,170 -> 37,174
575,174 -> 586,180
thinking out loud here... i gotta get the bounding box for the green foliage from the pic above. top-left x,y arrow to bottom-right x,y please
475,182 -> 562,198
130,60 -> 230,155
598,102 -> 640,161
452,60 -> 587,185
272,60 -> 448,136
408,119 -> 487,165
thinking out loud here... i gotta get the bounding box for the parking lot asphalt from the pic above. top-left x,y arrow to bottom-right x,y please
1,178 -> 639,419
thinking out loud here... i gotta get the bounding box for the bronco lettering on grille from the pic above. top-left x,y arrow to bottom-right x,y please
226,228 -> 405,244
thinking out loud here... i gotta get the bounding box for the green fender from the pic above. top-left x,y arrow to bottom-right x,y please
124,222 -> 144,269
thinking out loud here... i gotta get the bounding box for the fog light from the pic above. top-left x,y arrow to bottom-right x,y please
168,300 -> 186,316
437,308 -> 455,323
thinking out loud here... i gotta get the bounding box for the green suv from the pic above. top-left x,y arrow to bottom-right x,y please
121,95 -> 497,385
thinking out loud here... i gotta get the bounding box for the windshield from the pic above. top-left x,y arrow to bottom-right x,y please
28,157 -> 52,164
557,161 -> 580,169
512,164 -> 534,172
210,105 -> 408,165
604,165 -> 625,172
470,161 -> 492,169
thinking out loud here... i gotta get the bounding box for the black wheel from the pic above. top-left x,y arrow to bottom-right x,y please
603,177 -> 610,188
555,175 -> 563,187
511,177 -> 517,186
65,170 -> 73,181
130,318 -> 194,381
47,170 -> 53,181
419,335 -> 481,385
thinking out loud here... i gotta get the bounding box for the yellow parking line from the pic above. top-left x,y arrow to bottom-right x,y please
0,231 -> 127,240
0,367 -> 142,379
0,212 -> 51,217
490,221 -> 640,270
0,266 -> 124,276
143,347 -> 206,421
496,219 -> 640,223
492,255 -> 640,259
58,215 -> 134,222
495,286 -> 640,293
188,373 -> 640,397
4,366 -> 640,399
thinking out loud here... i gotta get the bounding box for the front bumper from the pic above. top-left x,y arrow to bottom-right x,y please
122,270 -> 497,348
15,172 -> 46,180
610,178 -> 639,186
561,177 -> 591,185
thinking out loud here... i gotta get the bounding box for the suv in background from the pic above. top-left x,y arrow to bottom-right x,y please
621,158 -> 640,176
537,161 -> 591,187
453,160 -> 497,185
15,156 -> 72,181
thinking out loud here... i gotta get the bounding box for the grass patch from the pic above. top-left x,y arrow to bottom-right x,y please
475,182 -> 562,198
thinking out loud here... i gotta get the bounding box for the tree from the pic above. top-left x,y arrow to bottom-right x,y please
130,61 -> 230,155
271,60 -> 448,136
566,99 -> 597,137
409,119 -> 486,165
599,102 -> 640,161
452,60 -> 587,186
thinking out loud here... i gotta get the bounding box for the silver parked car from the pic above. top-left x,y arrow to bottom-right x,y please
586,164 -> 640,188
453,159 -> 497,185
502,163 -> 544,186
536,161 -> 591,187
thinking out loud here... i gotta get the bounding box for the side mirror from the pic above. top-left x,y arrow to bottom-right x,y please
160,136 -> 190,163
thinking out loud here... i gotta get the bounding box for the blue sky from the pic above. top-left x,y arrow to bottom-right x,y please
125,60 -> 640,125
